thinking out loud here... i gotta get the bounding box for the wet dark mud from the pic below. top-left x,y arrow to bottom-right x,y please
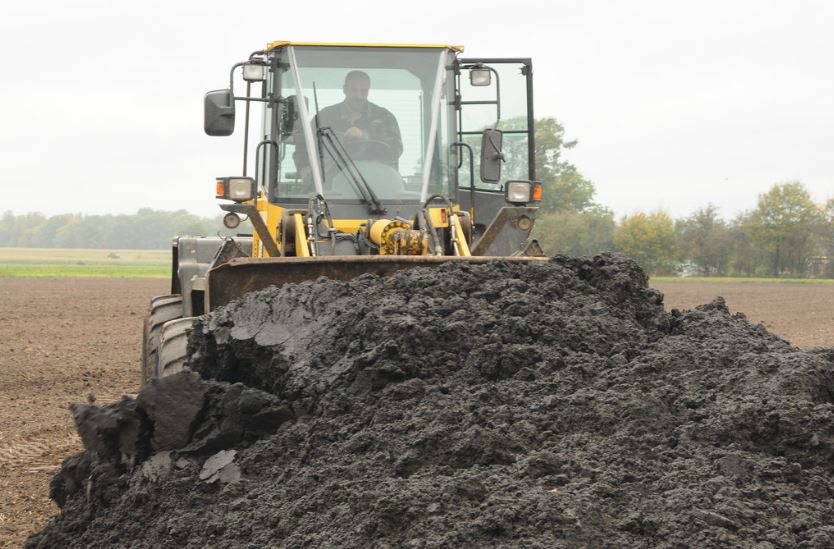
28,254 -> 834,548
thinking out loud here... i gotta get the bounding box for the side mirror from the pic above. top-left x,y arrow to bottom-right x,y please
480,128 -> 503,183
204,89 -> 235,136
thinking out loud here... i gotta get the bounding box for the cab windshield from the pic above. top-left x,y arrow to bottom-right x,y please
270,46 -> 454,203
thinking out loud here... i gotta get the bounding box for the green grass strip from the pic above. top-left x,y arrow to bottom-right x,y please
0,247 -> 170,278
0,264 -> 169,278
651,276 -> 834,285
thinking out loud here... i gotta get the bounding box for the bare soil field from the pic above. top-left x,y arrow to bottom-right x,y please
1,276 -> 832,546
653,280 -> 834,348
0,278 -> 166,547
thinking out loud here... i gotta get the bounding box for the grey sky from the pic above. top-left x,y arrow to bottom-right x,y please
2,0 -> 832,220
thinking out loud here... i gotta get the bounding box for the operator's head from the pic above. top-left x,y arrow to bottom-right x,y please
343,70 -> 370,112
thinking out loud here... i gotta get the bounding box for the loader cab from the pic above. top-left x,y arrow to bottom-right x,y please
207,43 -> 535,218
204,42 -> 540,256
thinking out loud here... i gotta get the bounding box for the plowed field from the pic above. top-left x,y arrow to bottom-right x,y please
0,277 -> 832,546
653,280 -> 834,348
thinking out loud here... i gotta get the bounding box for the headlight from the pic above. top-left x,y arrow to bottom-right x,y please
216,177 -> 255,202
516,215 -> 533,231
505,181 -> 532,203
228,178 -> 254,200
223,212 -> 242,229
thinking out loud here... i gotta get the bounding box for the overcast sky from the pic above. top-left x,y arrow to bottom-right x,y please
2,0 -> 832,220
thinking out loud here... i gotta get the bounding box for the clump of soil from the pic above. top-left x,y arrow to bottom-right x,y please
28,254 -> 834,548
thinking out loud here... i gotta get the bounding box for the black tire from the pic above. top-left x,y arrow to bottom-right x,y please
141,295 -> 183,383
156,317 -> 195,379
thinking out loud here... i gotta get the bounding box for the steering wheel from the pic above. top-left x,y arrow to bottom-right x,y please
344,139 -> 396,163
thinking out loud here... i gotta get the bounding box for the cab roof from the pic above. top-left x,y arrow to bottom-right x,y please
266,41 -> 464,52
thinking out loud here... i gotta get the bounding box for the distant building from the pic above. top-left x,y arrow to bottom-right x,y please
806,256 -> 832,277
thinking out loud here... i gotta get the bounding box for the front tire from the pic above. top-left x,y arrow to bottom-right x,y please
156,317 -> 195,379
141,295 -> 182,383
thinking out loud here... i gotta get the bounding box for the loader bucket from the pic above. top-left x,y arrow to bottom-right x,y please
206,255 -> 547,311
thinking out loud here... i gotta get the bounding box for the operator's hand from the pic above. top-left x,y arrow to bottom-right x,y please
343,126 -> 365,140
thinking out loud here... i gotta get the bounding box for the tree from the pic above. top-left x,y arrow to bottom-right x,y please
728,214 -> 757,277
532,118 -> 596,214
541,166 -> 597,214
0,211 -> 15,246
11,213 -> 47,247
533,117 -> 576,182
525,117 -> 611,256
614,211 -> 678,275
745,182 -> 824,276
534,207 -> 615,257
675,205 -> 733,275
822,198 -> 834,277
37,214 -> 76,247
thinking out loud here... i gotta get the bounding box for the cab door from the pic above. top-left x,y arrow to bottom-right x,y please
453,58 -> 535,231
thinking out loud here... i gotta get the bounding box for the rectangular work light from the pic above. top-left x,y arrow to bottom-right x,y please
242,62 -> 266,82
505,181 -> 543,205
215,177 -> 256,202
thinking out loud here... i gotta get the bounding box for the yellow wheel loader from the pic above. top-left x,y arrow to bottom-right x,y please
142,42 -> 545,381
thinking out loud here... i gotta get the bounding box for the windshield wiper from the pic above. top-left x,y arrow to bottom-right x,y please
317,127 -> 386,215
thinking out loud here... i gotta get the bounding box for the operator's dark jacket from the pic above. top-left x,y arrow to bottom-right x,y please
293,100 -> 403,172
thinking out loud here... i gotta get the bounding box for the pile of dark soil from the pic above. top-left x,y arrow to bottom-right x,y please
28,254 -> 834,548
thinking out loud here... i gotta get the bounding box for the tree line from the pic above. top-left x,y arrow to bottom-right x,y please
530,118 -> 834,278
0,209 -> 238,250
